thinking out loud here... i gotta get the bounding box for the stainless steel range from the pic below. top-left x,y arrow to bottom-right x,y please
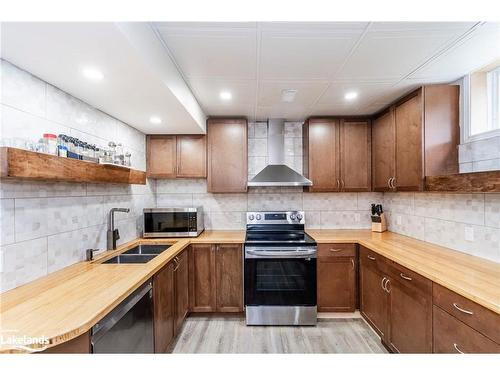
244,211 -> 317,326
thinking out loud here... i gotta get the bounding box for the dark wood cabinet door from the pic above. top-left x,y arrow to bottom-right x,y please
189,244 -> 216,312
153,262 -> 175,353
317,257 -> 356,312
215,244 -> 243,312
372,109 -> 395,191
360,256 -> 388,340
340,119 -> 371,191
386,277 -> 432,353
177,135 -> 206,178
306,119 -> 340,192
147,135 -> 177,178
394,91 -> 423,190
207,118 -> 247,193
174,249 -> 189,336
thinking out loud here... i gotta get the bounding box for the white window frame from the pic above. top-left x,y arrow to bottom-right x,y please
461,68 -> 500,144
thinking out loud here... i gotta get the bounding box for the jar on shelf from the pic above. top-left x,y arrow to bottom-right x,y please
124,152 -> 131,167
42,133 -> 58,155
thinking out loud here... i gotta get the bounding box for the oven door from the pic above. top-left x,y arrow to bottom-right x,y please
244,247 -> 317,306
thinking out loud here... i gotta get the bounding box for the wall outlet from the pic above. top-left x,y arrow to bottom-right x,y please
355,213 -> 360,222
465,226 -> 474,242
396,215 -> 402,226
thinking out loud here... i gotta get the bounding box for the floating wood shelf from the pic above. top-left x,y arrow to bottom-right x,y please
0,147 -> 146,185
425,171 -> 500,192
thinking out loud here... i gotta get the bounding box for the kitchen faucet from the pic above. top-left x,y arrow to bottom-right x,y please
107,208 -> 130,250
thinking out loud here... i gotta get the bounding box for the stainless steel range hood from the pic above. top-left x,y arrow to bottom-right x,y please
248,119 -> 312,187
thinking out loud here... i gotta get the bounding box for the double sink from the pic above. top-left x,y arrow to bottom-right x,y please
103,244 -> 171,264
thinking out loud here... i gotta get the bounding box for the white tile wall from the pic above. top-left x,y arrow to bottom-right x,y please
459,136 -> 500,173
384,192 -> 500,263
0,60 -> 154,292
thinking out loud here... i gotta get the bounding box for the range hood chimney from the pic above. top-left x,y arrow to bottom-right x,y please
248,119 -> 312,187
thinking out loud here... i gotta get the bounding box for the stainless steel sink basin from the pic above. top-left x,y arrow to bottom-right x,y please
102,244 -> 171,264
123,244 -> 171,255
103,254 -> 157,264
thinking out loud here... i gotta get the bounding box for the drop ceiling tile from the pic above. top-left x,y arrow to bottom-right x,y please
255,105 -> 309,121
205,104 -> 255,119
308,102 -> 368,117
259,31 -> 360,80
257,81 -> 329,107
316,82 -> 396,107
157,28 -> 257,79
335,26 -> 473,81
188,78 -> 256,109
409,22 -> 500,81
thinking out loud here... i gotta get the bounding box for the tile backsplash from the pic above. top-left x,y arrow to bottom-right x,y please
459,136 -> 500,173
0,60 -> 153,292
1,60 -> 499,294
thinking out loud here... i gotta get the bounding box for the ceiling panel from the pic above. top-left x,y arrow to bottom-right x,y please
259,30 -> 361,80
316,82 -> 397,107
188,78 -> 256,109
255,105 -> 310,121
335,24 -> 474,81
156,27 -> 257,79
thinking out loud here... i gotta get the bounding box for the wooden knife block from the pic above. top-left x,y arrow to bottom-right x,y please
371,213 -> 387,233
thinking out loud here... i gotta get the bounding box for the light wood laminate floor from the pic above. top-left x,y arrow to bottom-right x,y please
172,316 -> 387,353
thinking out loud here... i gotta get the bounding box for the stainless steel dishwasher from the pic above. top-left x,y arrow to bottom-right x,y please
91,280 -> 154,353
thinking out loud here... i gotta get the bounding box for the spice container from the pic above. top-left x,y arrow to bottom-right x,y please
124,152 -> 131,167
42,133 -> 58,155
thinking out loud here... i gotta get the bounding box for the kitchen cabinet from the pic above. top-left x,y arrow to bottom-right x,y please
146,135 -> 206,178
189,243 -> 243,312
174,248 -> 189,336
372,85 -> 459,191
359,246 -> 432,353
303,118 -> 371,192
207,118 -> 248,193
153,262 -> 175,353
40,332 -> 91,354
317,244 -> 357,312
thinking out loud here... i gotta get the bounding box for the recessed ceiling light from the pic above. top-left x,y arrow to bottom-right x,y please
82,67 -> 104,81
344,91 -> 358,101
149,116 -> 162,125
281,89 -> 298,103
219,91 -> 232,101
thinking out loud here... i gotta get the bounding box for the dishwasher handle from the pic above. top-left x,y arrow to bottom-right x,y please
91,280 -> 152,340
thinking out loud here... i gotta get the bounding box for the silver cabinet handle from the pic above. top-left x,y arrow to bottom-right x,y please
400,273 -> 412,281
329,248 -> 342,252
387,178 -> 392,188
453,343 -> 465,354
341,179 -> 345,190
381,277 -> 387,291
367,255 -> 376,260
351,258 -> 355,270
392,177 -> 397,189
336,179 -> 340,190
384,279 -> 391,293
453,303 -> 473,315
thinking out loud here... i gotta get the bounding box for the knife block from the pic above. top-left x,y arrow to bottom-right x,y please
371,213 -> 387,233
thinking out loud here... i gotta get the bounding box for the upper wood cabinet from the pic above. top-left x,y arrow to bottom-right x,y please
207,118 -> 248,193
303,118 -> 371,192
372,85 -> 459,192
146,135 -> 206,179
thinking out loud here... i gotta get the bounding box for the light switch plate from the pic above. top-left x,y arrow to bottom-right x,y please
465,226 -> 474,242
396,215 -> 402,225
355,213 -> 360,222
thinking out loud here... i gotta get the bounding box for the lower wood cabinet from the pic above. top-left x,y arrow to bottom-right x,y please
174,248 -> 189,335
153,262 -> 175,353
359,246 -> 432,353
189,243 -> 243,313
40,332 -> 91,354
317,244 -> 357,312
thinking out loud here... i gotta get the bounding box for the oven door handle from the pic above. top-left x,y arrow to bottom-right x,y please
245,249 -> 317,259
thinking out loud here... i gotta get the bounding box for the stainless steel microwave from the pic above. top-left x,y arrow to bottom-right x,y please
143,207 -> 204,238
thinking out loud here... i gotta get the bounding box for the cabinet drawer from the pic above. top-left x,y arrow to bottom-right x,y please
385,260 -> 432,295
359,246 -> 387,272
433,306 -> 500,353
433,283 -> 500,344
318,243 -> 356,258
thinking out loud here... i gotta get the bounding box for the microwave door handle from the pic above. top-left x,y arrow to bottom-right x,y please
245,249 -> 317,258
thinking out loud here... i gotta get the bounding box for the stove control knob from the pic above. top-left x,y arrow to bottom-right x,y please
256,214 -> 262,220
297,213 -> 303,220
248,214 -> 255,220
290,213 -> 296,220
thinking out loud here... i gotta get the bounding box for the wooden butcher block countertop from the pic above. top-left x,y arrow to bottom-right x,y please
1,229 -> 499,353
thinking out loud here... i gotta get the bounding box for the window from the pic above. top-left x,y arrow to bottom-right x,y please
462,62 -> 500,142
